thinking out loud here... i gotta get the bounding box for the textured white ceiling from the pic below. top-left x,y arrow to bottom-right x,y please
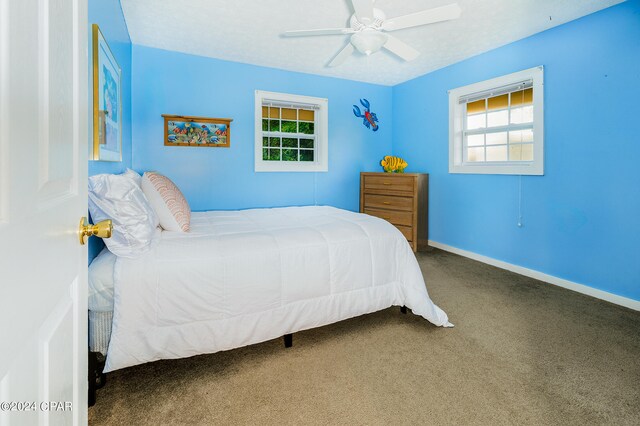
121,0 -> 623,86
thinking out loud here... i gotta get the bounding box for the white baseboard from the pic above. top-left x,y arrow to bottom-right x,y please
428,240 -> 640,312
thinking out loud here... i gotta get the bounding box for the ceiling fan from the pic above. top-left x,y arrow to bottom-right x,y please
284,0 -> 462,67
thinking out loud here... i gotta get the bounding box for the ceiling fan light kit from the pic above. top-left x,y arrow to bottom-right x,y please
284,1 -> 462,67
351,29 -> 388,56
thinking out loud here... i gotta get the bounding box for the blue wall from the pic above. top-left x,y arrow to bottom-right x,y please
88,0 -> 132,260
131,45 -> 392,212
392,1 -> 640,301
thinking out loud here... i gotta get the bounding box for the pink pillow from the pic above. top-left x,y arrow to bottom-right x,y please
141,172 -> 191,232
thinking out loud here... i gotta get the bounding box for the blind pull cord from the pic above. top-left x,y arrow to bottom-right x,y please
517,175 -> 523,228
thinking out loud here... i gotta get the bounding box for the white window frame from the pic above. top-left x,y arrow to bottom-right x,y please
449,66 -> 544,175
255,90 -> 328,172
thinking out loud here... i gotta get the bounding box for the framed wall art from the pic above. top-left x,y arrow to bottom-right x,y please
162,115 -> 232,148
92,24 -> 122,161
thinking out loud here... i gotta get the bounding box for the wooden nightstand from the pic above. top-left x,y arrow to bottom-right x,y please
360,172 -> 428,252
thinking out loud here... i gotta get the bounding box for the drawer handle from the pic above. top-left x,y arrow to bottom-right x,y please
383,182 -> 391,185
383,201 -> 391,205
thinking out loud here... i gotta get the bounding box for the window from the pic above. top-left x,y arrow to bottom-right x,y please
255,90 -> 328,172
449,66 -> 544,175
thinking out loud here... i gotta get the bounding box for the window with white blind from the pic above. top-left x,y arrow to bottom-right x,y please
449,66 -> 544,175
255,90 -> 328,172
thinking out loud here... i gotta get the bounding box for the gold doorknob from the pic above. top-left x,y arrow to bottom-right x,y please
79,217 -> 112,245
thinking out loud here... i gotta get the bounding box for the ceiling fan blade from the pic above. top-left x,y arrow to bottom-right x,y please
383,35 -> 420,61
284,28 -> 355,37
328,43 -> 355,67
382,3 -> 461,32
351,0 -> 374,23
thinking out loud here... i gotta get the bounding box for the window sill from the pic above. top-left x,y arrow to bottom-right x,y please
449,163 -> 543,175
255,161 -> 328,173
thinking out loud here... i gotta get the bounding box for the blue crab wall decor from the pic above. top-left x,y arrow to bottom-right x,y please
353,98 -> 379,132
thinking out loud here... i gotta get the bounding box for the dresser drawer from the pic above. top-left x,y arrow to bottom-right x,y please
363,194 -> 413,211
363,175 -> 414,194
363,208 -> 413,227
395,225 -> 413,241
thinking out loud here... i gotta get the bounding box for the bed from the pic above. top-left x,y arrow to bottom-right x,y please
88,205 -> 452,373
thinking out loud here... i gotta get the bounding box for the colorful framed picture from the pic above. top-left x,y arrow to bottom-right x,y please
162,115 -> 232,148
92,24 -> 122,161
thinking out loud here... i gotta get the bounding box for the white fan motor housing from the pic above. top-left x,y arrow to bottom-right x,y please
350,8 -> 386,29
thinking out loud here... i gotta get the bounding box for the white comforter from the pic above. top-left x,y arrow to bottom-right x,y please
105,206 -> 451,372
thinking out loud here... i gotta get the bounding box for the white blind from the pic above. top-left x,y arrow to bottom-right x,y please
262,99 -> 320,110
458,80 -> 533,104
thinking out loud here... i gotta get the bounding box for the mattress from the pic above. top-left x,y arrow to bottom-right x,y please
103,206 -> 451,372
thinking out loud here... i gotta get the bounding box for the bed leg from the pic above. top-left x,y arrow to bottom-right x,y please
284,333 -> 293,348
88,351 -> 107,407
400,306 -> 407,314
88,352 -> 96,407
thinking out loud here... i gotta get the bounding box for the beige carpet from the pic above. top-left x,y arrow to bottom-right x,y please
89,248 -> 640,425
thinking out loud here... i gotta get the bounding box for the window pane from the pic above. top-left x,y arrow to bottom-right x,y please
300,150 -> 314,162
300,138 -> 314,149
467,99 -> 485,114
509,143 -> 534,161
510,88 -> 533,107
281,108 -> 297,120
486,132 -> 507,145
467,114 -> 486,130
487,94 -> 508,111
282,149 -> 298,161
486,145 -> 507,161
269,120 -> 280,132
467,147 -> 485,162
509,144 -> 522,160
262,106 -> 269,118
298,122 -> 315,134
268,148 -> 280,161
262,137 -> 268,147
268,107 -> 280,119
262,148 -> 268,160
511,106 -> 533,124
511,108 -> 522,124
269,137 -> 280,147
281,121 -> 297,133
508,129 -> 533,144
262,119 -> 268,131
467,134 -> 484,147
298,109 -> 314,121
487,110 -> 508,127
282,138 -> 297,148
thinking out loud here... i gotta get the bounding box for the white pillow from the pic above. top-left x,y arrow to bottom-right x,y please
88,174 -> 159,258
141,172 -> 191,232
121,168 -> 142,187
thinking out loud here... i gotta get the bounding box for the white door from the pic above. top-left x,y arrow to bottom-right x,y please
0,0 -> 89,424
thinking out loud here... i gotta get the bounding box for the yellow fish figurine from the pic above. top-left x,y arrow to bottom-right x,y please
380,155 -> 408,173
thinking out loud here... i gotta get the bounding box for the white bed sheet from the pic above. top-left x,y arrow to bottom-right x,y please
105,206 -> 451,372
88,248 -> 116,312
88,249 -> 116,355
